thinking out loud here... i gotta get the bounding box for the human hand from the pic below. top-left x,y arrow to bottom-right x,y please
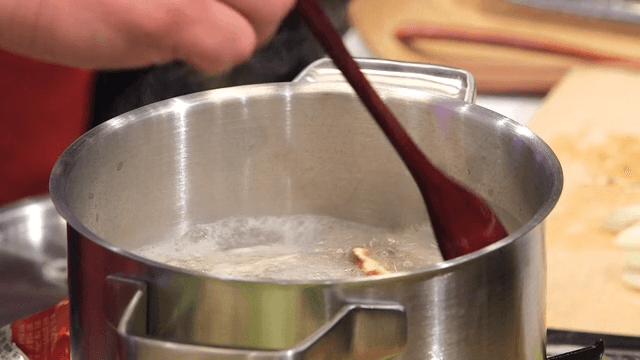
0,0 -> 296,73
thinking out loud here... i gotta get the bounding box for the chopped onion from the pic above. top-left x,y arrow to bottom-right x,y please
603,205 -> 640,233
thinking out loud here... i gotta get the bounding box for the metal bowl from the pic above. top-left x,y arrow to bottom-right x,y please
0,195 -> 67,326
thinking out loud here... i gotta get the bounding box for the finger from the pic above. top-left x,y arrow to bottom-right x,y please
173,1 -> 258,74
219,0 -> 295,45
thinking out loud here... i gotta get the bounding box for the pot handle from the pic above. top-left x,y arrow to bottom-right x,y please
293,57 -> 477,103
104,275 -> 408,360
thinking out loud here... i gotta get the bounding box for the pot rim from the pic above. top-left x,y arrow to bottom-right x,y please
50,81 -> 563,286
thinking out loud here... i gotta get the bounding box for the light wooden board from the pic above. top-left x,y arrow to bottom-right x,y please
348,0 -> 640,93
528,66 -> 640,336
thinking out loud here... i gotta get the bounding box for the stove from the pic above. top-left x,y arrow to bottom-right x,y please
548,329 -> 640,360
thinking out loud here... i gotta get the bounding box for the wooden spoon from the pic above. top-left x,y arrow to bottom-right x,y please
295,0 -> 509,260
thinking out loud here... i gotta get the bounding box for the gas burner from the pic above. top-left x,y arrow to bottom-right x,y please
549,340 -> 604,360
549,329 -> 640,360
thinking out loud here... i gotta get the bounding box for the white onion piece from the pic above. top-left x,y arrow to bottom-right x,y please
626,252 -> 640,268
622,271 -> 640,290
603,205 -> 640,233
615,223 -> 640,249
614,226 -> 640,289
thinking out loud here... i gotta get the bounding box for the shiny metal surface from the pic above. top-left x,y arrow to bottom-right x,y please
0,196 -> 68,326
50,58 -> 563,360
105,275 -> 407,360
294,58 -> 476,102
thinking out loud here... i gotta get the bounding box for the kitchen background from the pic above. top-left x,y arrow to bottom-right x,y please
2,0 -> 640,358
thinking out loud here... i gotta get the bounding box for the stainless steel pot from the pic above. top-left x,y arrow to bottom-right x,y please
50,58 -> 563,360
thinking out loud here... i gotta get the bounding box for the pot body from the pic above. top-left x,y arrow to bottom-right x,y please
50,59 -> 562,360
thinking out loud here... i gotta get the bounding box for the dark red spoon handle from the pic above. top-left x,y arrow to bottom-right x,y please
295,0 -> 508,260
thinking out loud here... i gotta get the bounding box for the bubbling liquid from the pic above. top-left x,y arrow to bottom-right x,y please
132,214 -> 443,280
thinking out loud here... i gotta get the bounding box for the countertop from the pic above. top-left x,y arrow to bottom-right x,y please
342,28 -> 545,126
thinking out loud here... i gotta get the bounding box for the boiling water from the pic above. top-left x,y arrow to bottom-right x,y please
132,214 -> 443,280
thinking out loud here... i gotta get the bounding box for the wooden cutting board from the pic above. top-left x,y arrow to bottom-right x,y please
348,0 -> 640,93
528,66 -> 640,336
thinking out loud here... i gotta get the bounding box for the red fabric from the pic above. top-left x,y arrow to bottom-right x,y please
0,49 -> 95,205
